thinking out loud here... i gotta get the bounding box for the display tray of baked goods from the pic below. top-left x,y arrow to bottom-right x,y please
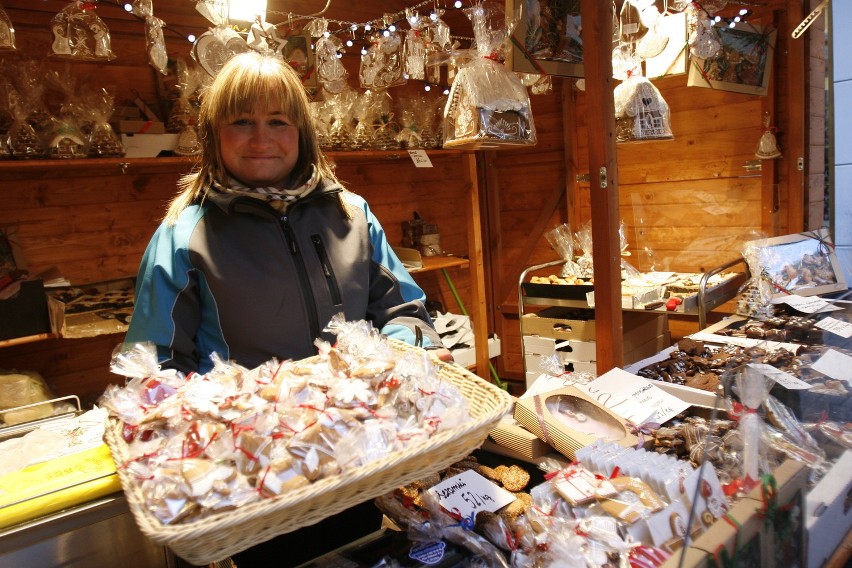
522,271 -> 746,312
101,331 -> 513,565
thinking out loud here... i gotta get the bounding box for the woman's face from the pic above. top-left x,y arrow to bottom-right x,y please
219,102 -> 299,188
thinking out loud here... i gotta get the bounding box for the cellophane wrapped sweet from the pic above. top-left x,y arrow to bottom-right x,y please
99,315 -> 470,525
614,74 -> 673,143
442,2 -> 536,149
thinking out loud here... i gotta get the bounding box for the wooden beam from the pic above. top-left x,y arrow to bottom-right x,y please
786,0 -> 807,233
580,0 -> 623,373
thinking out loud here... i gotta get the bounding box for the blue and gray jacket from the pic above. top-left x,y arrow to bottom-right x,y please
125,178 -> 441,373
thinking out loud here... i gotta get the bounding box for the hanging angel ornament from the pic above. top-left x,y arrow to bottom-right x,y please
50,1 -> 116,61
755,113 -> 781,159
0,4 -> 16,51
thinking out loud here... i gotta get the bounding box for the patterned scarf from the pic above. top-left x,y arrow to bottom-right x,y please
212,165 -> 321,212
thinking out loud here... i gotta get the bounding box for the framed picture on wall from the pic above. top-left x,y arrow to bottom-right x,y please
687,24 -> 777,96
748,229 -> 847,298
507,0 -> 584,78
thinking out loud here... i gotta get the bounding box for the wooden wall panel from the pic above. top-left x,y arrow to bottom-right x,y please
0,1 -> 816,391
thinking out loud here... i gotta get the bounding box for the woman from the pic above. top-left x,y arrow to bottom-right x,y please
126,51 -> 447,565
126,51 -> 445,374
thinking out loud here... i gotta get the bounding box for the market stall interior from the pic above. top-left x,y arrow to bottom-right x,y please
1,0 -> 848,567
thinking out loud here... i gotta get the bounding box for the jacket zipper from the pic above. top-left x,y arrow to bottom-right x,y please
281,215 -> 320,339
310,234 -> 343,306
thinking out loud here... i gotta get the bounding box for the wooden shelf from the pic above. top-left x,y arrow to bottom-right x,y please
0,333 -> 58,349
408,255 -> 469,273
0,149 -> 474,179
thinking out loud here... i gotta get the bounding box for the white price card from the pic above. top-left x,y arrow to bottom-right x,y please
747,363 -> 812,390
428,469 -> 516,520
771,294 -> 842,314
811,349 -> 852,385
408,149 -> 433,168
815,316 -> 852,338
688,332 -> 801,354
575,368 -> 691,425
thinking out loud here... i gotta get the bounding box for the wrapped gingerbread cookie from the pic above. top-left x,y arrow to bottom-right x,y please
443,1 -> 536,149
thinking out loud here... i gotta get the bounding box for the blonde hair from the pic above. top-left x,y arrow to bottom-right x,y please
164,52 -> 338,223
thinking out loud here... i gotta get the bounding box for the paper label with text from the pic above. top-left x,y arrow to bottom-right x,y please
747,363 -> 812,390
575,368 -> 691,425
428,469 -> 516,520
815,316 -> 852,338
408,150 -> 433,168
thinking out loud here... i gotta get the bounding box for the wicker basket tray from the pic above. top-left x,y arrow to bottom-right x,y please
104,348 -> 512,565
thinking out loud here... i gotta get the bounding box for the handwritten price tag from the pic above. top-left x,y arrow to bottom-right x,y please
773,294 -> 842,314
575,368 -> 691,424
428,469 -> 516,520
815,316 -> 852,338
408,150 -> 433,168
748,363 -> 812,390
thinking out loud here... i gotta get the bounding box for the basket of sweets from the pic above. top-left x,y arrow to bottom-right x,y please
101,316 -> 512,565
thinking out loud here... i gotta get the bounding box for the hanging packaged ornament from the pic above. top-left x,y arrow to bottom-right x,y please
247,20 -> 287,57
614,74 -> 674,143
756,113 -> 781,159
194,0 -> 227,27
443,2 -> 536,149
686,5 -> 721,60
311,19 -> 348,95
635,4 -> 669,60
612,43 -> 642,81
146,17 -> 168,75
50,1 -> 116,61
131,0 -> 153,19
0,3 -> 16,51
618,0 -> 648,44
192,26 -> 249,77
404,11 -> 427,82
359,30 -> 406,90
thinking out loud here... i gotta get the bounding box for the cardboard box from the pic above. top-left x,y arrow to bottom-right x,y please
514,386 -> 640,460
486,412 -> 552,460
452,335 -> 500,368
522,307 -> 668,349
120,133 -> 178,158
805,450 -> 852,568
117,119 -> 166,134
522,331 -> 671,371
685,459 -> 806,568
660,546 -> 712,568
689,496 -> 765,566
0,279 -> 51,341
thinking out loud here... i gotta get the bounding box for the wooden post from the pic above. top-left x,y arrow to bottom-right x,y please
580,0 -> 623,372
